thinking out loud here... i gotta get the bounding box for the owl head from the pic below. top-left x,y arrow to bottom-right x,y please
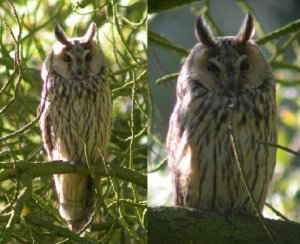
43,23 -> 106,81
183,14 -> 272,97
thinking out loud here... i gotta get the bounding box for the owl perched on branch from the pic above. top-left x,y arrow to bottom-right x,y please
167,14 -> 277,214
40,23 -> 112,231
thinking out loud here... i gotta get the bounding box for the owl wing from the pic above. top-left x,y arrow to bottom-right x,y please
166,68 -> 189,162
166,106 -> 182,164
40,108 -> 54,160
166,102 -> 186,205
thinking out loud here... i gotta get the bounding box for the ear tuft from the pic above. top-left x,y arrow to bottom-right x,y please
80,22 -> 97,44
54,25 -> 70,45
236,13 -> 255,44
195,17 -> 216,47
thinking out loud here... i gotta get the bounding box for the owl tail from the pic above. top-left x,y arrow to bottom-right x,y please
53,174 -> 97,232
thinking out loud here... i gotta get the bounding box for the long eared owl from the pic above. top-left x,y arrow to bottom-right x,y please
40,23 -> 112,231
167,14 -> 277,214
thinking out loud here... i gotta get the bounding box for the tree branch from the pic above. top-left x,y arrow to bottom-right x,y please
257,19 -> 300,45
148,31 -> 189,57
149,206 -> 300,243
0,161 -> 146,189
24,215 -> 94,244
148,0 -> 201,13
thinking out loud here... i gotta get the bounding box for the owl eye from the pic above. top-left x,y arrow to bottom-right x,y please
63,54 -> 72,62
85,54 -> 92,62
240,60 -> 249,71
207,63 -> 220,73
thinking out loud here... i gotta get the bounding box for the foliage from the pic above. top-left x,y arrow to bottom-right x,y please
148,0 -> 300,226
0,0 -> 147,242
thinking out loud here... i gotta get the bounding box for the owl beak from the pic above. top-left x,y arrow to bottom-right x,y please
72,70 -> 86,80
225,79 -> 242,96
225,72 -> 241,96
77,71 -> 84,79
74,62 -> 87,79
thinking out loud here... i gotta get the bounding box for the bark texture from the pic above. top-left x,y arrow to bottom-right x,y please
149,206 -> 300,244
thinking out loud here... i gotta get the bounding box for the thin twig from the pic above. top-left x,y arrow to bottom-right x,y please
265,202 -> 291,222
256,140 -> 300,158
228,109 -> 276,244
148,157 -> 167,173
148,30 -> 189,57
156,73 -> 179,85
0,0 -> 23,116
1,172 -> 32,243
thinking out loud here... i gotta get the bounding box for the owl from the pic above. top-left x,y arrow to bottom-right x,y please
40,23 -> 112,231
167,14 -> 277,214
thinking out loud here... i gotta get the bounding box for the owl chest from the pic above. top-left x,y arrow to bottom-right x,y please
48,80 -> 108,132
182,92 -> 275,149
178,93 -> 276,178
174,94 -> 276,211
49,95 -> 100,146
46,84 -> 111,162
189,107 -> 271,155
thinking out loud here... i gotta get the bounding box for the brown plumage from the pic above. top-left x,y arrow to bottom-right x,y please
40,23 -> 112,231
167,14 -> 277,214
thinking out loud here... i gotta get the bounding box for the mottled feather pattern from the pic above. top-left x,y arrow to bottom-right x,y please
40,23 -> 112,231
41,67 -> 111,163
41,66 -> 111,230
168,76 -> 276,213
167,14 -> 277,215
